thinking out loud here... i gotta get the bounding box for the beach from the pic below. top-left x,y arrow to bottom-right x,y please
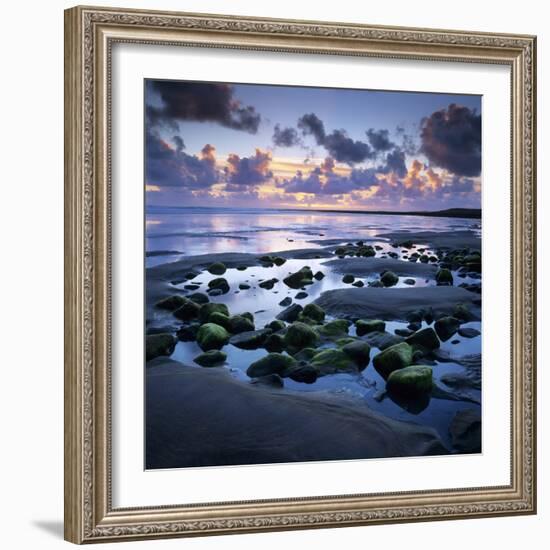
145,207 -> 482,469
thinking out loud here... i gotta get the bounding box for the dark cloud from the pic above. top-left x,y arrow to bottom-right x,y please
297,113 -> 326,145
420,103 -> 481,177
366,128 -> 394,152
146,80 -> 261,133
172,135 -> 185,152
272,124 -> 301,147
278,168 -> 323,194
225,149 -> 273,187
145,130 -> 220,189
377,148 -> 408,178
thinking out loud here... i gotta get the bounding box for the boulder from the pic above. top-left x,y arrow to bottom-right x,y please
250,373 -> 284,388
284,322 -> 319,350
458,327 -> 481,338
380,271 -> 399,287
207,311 -> 232,331
263,333 -> 286,353
196,323 -> 230,351
176,323 -> 199,342
435,268 -> 453,286
207,277 -> 230,294
193,350 -> 227,367
363,331 -> 404,350
316,319 -> 350,339
313,271 -> 325,280
273,257 -> 287,266
283,266 -> 314,289
247,353 -> 297,378
352,280 -> 365,288
453,303 -> 474,321
172,298 -> 201,321
188,292 -> 209,304
259,278 -> 277,290
155,295 -> 187,311
295,291 -> 309,300
356,319 -> 386,336
386,365 -> 433,396
146,333 -> 176,361
342,274 -> 355,284
302,303 -> 325,323
266,319 -> 286,332
229,329 -> 272,350
406,327 -> 440,350
403,278 -> 416,286
241,312 -> 254,323
207,262 -> 227,275
199,302 -> 230,323
286,364 -> 319,384
278,297 -> 292,307
434,316 -> 461,341
292,347 -> 317,362
372,342 -> 413,378
342,340 -> 371,369
229,315 -> 255,334
310,348 -> 357,375
449,409 -> 481,453
276,304 -> 303,322
239,283 -> 251,290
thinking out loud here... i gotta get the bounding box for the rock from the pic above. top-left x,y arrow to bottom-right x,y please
453,303 -> 474,321
449,409 -> 481,453
316,319 -> 350,339
386,365 -> 433,396
229,315 -> 255,334
424,308 -> 434,325
372,342 -> 413,378
239,283 -> 251,290
310,348 -> 358,375
407,322 -> 422,332
184,271 -> 199,280
267,320 -> 286,332
336,337 -> 356,347
250,373 -> 284,388
199,302 -> 230,323
451,339 -> 460,344
172,298 -> 201,321
259,278 -> 277,290
356,319 -> 386,336
286,364 -> 319,384
208,289 -> 224,297
295,291 -> 309,300
241,312 -> 254,323
434,316 -> 461,341
247,353 -> 296,378
279,297 -> 292,307
284,322 -> 319,350
458,327 -> 481,338
406,327 -> 440,350
229,329 -> 272,350
184,284 -> 200,291
313,271 -> 325,280
176,323 -> 199,342
363,331 -> 404,350
263,333 -> 286,352
342,274 -> 355,284
276,304 -> 303,322
193,350 -> 227,367
155,295 -> 187,311
342,340 -> 371,369
188,292 -> 209,304
196,323 -> 230,351
258,255 -> 273,264
207,311 -> 232,331
236,265 -> 248,271
208,277 -> 230,294
435,268 -> 453,286
395,328 -> 414,337
283,266 -> 314,289
273,257 -> 287,266
146,333 -> 176,361
419,254 -> 429,263
403,278 -> 416,286
302,303 -> 325,323
352,280 -> 365,288
380,271 -> 398,287
368,280 -> 384,287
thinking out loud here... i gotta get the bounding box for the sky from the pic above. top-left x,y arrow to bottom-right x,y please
145,79 -> 482,211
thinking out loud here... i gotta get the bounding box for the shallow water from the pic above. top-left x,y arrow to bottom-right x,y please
147,206 -> 482,452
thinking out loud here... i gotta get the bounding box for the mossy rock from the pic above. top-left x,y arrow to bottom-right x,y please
276,304 -> 303,322
247,353 -> 297,378
342,274 -> 355,284
208,262 -> 227,275
199,302 -> 230,323
259,278 -> 277,290
193,350 -> 227,367
313,271 -> 325,280
188,292 -> 209,305
284,322 -> 319,350
155,295 -> 187,311
229,329 -> 272,350
266,319 -> 286,332
372,342 -> 413,379
342,340 -> 371,369
302,303 -> 325,323
146,333 -> 176,361
176,323 -> 199,342
434,316 -> 461,341
292,347 -> 318,362
172,298 -> 201,321
273,256 -> 287,266
310,348 -> 357,375
380,271 -> 399,287
387,365 -> 433,396
356,319 -> 386,336
196,323 -> 230,351
316,319 -> 350,339
229,315 -> 255,334
207,277 -> 230,294
240,312 -> 254,323
278,297 -> 292,307
283,266 -> 314,289
406,327 -> 440,350
263,333 -> 286,353
435,268 -> 453,286
453,303 -> 474,321
336,337 -> 356,347
286,364 -> 318,384
207,311 -> 232,331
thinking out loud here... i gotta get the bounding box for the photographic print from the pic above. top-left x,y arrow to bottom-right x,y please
145,79 -> 482,469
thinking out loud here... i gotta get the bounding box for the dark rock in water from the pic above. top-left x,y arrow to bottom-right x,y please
208,277 -> 230,294
155,295 -> 187,311
311,348 -> 357,375
184,271 -> 199,280
208,289 -> 224,297
380,271 -> 399,287
284,322 -> 319,350
286,364 -> 319,384
451,339 -> 460,344
295,291 -> 309,300
273,257 -> 287,266
434,316 -> 461,341
188,292 -> 209,304
193,350 -> 227,367
352,280 -> 365,287
250,373 -> 284,388
279,297 -> 293,307
407,322 -> 422,332
267,319 -> 286,332
173,298 -> 201,321
276,304 -> 303,322
196,323 -> 230,351
176,323 -> 199,342
229,315 -> 255,334
388,388 -> 431,415
342,274 -> 355,284
207,312 -> 232,331
239,283 -> 251,290
247,353 -> 297,378
342,340 -> 371,369
283,266 -> 314,289
453,303 -> 474,321
356,319 -> 386,336
199,302 -> 230,323
236,265 -> 248,271
147,325 -> 178,335
302,303 -> 325,323
368,280 -> 384,287
230,329 -> 272,350
387,365 -> 433,396
375,245 -> 383,251
395,328 -> 414,337
241,312 -> 254,323
424,307 -> 435,325
436,268 -> 454,286
419,254 -> 429,263
458,327 -> 481,338
263,333 -> 285,353
184,284 -> 200,291
406,327 -> 440,350
373,342 -> 413,378
146,333 -> 176,361
316,319 -> 350,339
259,278 -> 277,290
403,278 -> 416,286
293,347 -> 317,362
449,409 -> 481,453
313,271 -> 325,280
406,310 -> 424,324
363,331 -> 404,350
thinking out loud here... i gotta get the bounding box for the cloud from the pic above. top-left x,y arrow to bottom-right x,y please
297,113 -> 326,144
378,148 -> 407,178
146,80 -> 261,133
272,124 -> 301,147
225,149 -> 273,188
366,128 -> 394,152
172,135 -> 185,152
420,103 -> 481,176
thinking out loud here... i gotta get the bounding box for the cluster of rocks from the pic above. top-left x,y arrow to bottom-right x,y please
334,241 -> 376,258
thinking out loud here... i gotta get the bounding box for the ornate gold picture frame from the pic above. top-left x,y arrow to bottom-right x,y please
64,5 -> 536,544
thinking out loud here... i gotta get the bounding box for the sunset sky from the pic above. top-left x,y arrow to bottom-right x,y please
145,80 -> 481,211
